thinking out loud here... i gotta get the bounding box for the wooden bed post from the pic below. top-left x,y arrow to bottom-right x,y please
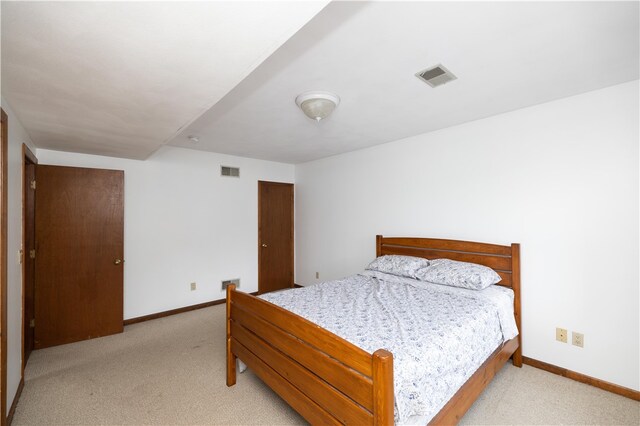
511,243 -> 523,367
226,284 -> 237,386
372,349 -> 394,426
376,235 -> 383,257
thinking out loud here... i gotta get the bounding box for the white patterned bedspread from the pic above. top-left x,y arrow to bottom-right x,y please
244,271 -> 518,424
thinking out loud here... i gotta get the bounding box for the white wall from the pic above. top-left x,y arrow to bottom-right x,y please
295,80 -> 639,391
1,98 -> 37,410
37,146 -> 294,319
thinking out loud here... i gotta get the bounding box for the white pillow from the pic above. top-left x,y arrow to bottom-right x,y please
365,255 -> 431,279
415,258 -> 501,290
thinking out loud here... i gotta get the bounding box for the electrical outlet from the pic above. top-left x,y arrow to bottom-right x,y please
222,278 -> 240,290
315,272 -> 319,279
190,282 -> 196,291
572,332 -> 584,348
556,327 -> 567,343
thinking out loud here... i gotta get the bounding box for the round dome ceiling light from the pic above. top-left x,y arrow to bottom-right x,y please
295,91 -> 340,122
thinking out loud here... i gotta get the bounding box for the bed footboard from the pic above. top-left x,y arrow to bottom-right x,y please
226,285 -> 394,425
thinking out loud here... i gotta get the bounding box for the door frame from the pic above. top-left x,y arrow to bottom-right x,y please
1,109 -> 8,425
21,145 -> 37,374
257,180 -> 294,294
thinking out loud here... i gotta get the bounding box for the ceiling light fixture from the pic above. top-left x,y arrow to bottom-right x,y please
295,91 -> 340,122
188,135 -> 200,144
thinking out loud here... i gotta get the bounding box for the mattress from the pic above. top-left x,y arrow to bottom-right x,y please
254,271 -> 518,424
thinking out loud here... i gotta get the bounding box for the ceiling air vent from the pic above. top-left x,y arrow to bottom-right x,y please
415,64 -> 457,88
221,166 -> 240,178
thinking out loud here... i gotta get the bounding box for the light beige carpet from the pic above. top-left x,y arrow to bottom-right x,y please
13,305 -> 639,425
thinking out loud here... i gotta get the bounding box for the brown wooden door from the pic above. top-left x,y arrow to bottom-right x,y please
1,109 -> 8,425
23,155 -> 36,365
258,181 -> 294,294
35,165 -> 124,348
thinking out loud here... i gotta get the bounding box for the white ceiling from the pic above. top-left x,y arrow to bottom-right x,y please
1,1 -> 328,159
2,2 -> 638,164
170,1 -> 640,164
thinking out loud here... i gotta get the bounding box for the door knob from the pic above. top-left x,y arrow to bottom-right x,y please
261,243 -> 268,248
114,259 -> 123,265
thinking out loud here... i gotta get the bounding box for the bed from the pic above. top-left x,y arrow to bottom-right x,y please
226,235 -> 522,425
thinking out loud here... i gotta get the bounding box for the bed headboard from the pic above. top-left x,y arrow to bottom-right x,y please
376,235 -> 520,289
376,235 -> 521,345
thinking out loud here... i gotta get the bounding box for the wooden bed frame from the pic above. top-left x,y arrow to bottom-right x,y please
226,235 -> 521,425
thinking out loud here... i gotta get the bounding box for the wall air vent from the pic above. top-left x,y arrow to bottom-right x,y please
221,166 -> 240,178
222,278 -> 240,290
415,64 -> 457,88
